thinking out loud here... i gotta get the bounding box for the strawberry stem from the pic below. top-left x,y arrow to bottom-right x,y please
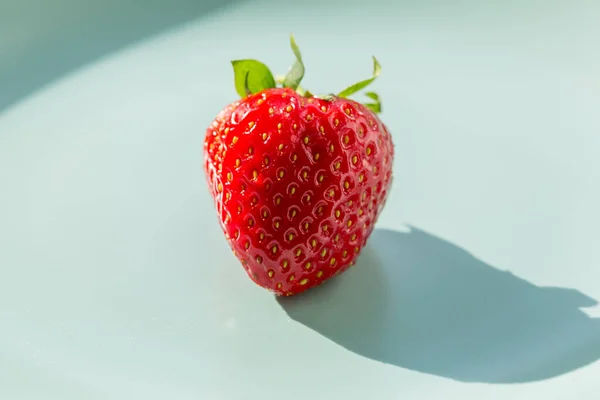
275,75 -> 308,97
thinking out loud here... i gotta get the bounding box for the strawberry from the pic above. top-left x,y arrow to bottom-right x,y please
204,35 -> 394,296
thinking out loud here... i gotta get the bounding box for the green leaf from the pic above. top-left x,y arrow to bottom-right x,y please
364,91 -> 379,101
363,91 -> 382,113
282,34 -> 305,91
231,59 -> 276,98
337,56 -> 381,98
364,102 -> 381,113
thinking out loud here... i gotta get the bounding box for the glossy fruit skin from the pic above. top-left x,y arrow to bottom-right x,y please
204,88 -> 394,296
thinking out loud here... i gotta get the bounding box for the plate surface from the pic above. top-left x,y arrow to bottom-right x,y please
1,0 -> 599,399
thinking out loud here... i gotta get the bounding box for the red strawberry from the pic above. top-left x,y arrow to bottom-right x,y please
204,35 -> 394,296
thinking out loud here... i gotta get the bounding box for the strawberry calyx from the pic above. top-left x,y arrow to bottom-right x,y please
282,34 -> 305,92
230,34 -> 382,113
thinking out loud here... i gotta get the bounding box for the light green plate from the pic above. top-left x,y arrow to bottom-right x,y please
1,0 -> 599,398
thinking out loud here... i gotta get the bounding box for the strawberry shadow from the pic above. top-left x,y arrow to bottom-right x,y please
277,226 -> 600,383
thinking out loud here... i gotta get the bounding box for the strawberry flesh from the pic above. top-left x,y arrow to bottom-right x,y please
204,88 -> 394,296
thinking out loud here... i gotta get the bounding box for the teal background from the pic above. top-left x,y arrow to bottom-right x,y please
1,0 -> 599,398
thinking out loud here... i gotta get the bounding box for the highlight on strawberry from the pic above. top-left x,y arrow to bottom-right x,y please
204,34 -> 394,296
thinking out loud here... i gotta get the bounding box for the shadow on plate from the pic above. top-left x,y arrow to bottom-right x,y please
278,226 -> 600,383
